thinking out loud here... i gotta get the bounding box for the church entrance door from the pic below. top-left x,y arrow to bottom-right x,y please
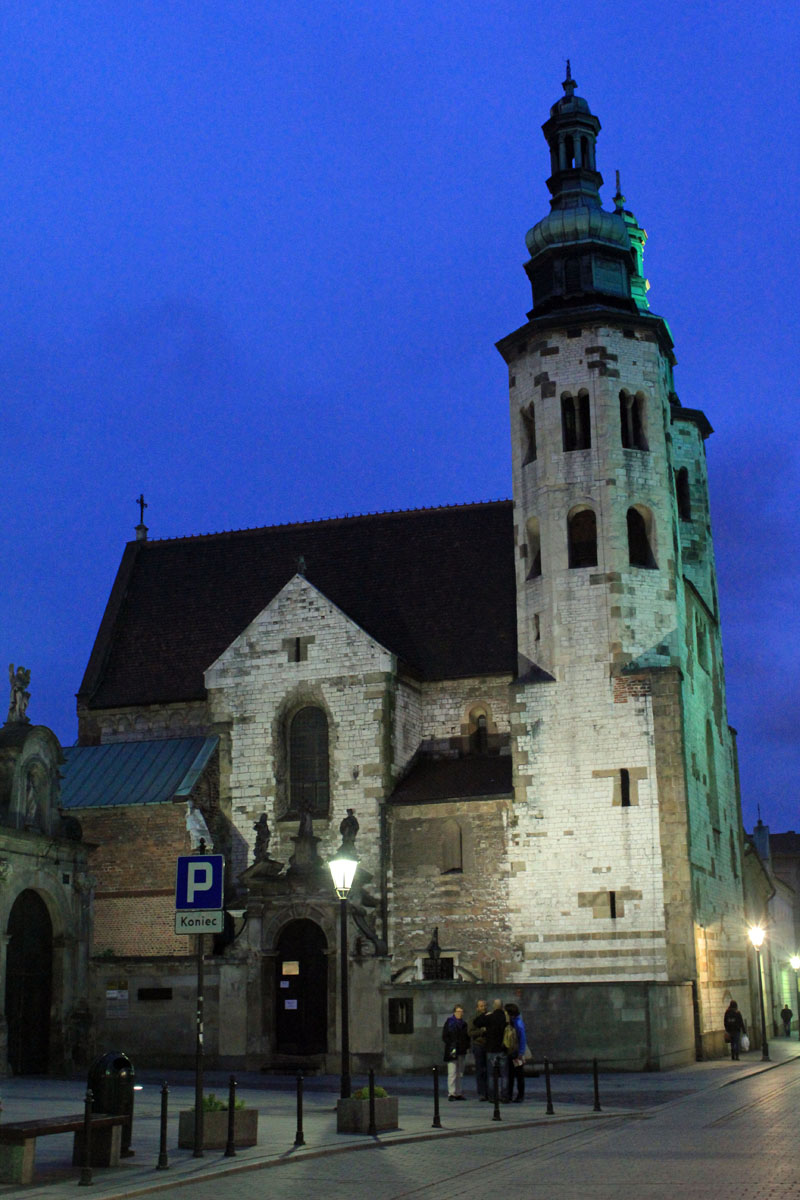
275,919 -> 327,1055
5,889 -> 53,1074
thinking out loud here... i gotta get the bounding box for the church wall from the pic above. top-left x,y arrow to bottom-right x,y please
387,797 -> 514,980
78,701 -> 209,746
205,577 -> 396,883
417,676 -> 513,743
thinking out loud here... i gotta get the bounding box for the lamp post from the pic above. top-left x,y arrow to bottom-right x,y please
749,925 -> 770,1062
790,956 -> 800,1041
328,841 -> 358,1099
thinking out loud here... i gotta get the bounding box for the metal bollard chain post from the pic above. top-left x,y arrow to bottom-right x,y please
544,1057 -> 554,1115
156,1081 -> 169,1169
492,1059 -> 501,1121
224,1074 -> 237,1157
431,1065 -> 442,1128
294,1072 -> 305,1147
367,1068 -> 377,1136
78,1088 -> 93,1186
593,1058 -> 602,1112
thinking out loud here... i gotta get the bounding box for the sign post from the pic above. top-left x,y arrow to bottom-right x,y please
175,846 -> 224,1157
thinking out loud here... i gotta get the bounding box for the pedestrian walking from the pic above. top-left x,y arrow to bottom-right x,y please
723,999 -> 746,1060
780,1005 -> 793,1036
441,1005 -> 470,1100
475,998 -> 508,1102
469,999 -> 489,1100
504,1003 -> 527,1102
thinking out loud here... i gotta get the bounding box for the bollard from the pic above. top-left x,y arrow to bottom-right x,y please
156,1082 -> 169,1169
224,1075 -> 237,1157
593,1058 -> 602,1112
367,1068 -> 377,1137
431,1065 -> 442,1128
78,1088 -> 93,1186
294,1072 -> 305,1147
544,1057 -> 554,1115
492,1059 -> 501,1121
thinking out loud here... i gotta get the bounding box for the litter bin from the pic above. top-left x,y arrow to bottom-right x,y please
87,1051 -> 135,1155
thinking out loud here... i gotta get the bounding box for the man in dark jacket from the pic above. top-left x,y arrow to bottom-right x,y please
469,999 -> 489,1100
475,998 -> 508,1100
442,1005 -> 471,1099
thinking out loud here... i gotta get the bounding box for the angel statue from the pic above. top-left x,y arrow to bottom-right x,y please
7,664 -> 31,724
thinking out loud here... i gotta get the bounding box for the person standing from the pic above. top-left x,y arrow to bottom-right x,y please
469,999 -> 489,1100
475,997 -> 508,1102
724,999 -> 746,1060
504,1003 -> 527,1102
441,1005 -> 471,1100
781,1005 -> 793,1036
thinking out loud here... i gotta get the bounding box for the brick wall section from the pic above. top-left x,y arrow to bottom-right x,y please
76,803 -> 193,957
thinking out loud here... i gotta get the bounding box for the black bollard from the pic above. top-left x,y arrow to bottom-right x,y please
367,1068 -> 377,1136
492,1059 -> 501,1121
224,1075 -> 237,1157
593,1058 -> 602,1112
78,1088 -> 93,1186
294,1072 -> 305,1147
156,1081 -> 169,1170
431,1065 -> 442,1128
544,1057 -> 554,1115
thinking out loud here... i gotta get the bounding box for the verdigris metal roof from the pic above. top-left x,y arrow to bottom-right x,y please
60,737 -> 218,809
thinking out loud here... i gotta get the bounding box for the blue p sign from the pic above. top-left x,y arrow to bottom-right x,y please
175,855 -> 224,911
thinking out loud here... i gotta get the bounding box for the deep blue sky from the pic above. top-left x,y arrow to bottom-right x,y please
1,2 -> 797,835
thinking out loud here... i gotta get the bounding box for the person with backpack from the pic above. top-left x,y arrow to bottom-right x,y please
504,1002 -> 527,1102
723,999 -> 746,1060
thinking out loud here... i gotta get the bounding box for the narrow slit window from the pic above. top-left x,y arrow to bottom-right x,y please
609,890 -> 617,919
620,769 -> 631,807
521,403 -> 537,464
676,467 -> 692,520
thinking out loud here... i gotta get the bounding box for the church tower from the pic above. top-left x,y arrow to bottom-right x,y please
497,68 -> 746,1054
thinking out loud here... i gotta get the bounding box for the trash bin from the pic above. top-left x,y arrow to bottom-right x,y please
87,1051 -> 135,1155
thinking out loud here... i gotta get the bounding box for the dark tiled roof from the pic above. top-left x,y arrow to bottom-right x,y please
388,754 -> 513,804
80,502 -> 517,709
61,737 -> 218,809
770,831 -> 800,855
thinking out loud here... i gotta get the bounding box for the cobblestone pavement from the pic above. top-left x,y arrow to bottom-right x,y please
1,1044 -> 798,1198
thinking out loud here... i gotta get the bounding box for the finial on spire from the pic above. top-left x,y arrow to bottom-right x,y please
563,59 -> 576,98
614,169 -> 625,211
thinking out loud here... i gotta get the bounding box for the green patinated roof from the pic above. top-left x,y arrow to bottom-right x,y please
60,736 -> 218,809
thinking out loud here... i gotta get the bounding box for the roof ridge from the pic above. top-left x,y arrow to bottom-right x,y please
137,498 -> 513,545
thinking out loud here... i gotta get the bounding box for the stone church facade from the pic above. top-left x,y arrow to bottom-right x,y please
68,72 -> 748,1072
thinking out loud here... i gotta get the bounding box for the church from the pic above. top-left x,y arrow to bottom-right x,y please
59,69 -> 748,1073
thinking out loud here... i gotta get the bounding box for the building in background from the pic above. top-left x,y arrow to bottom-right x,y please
61,70 -> 749,1073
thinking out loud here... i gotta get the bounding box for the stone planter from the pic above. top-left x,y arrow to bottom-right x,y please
336,1096 -> 399,1134
178,1108 -> 259,1150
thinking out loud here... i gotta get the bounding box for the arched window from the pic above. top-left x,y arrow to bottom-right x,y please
289,707 -> 329,815
441,820 -> 463,874
520,403 -> 537,465
627,506 -> 657,568
526,516 -> 542,579
619,390 -> 648,451
562,391 -> 591,451
568,507 -> 597,568
467,706 -> 490,754
675,467 -> 692,520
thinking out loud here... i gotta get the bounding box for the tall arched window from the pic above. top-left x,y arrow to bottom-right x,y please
627,506 -> 657,568
562,391 -> 591,451
289,707 -> 329,815
526,516 -> 542,579
520,402 -> 537,465
568,507 -> 598,568
619,390 -> 648,451
675,467 -> 692,520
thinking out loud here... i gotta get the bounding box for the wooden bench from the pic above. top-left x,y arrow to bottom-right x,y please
0,1113 -> 128,1185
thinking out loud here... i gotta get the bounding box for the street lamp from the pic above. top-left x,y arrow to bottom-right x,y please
749,925 -> 770,1062
790,956 -> 800,1041
329,842 -> 358,1099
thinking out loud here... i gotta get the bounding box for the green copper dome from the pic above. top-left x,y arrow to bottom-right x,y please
525,206 -> 630,256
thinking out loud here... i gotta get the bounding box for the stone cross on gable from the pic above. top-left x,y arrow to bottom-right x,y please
137,494 -> 148,523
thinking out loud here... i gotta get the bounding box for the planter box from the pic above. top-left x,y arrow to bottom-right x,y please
178,1109 -> 258,1150
336,1097 -> 399,1134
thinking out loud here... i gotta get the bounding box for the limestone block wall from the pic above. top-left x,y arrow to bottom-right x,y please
507,664 -> 669,982
387,797 -> 514,980
78,701 -> 210,745
416,675 -> 514,744
205,575 -> 395,881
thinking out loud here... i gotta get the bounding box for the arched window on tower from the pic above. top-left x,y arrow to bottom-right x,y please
562,391 -> 591,451
521,402 -> 537,465
289,706 -> 329,816
619,390 -> 648,451
564,134 -> 575,168
627,506 -> 657,568
526,517 -> 542,579
675,467 -> 692,520
568,506 -> 598,568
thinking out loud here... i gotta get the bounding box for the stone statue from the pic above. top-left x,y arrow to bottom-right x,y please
339,807 -> 359,847
253,813 -> 271,863
7,664 -> 31,724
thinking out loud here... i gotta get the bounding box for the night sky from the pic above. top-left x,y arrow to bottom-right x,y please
1,3 -> 797,835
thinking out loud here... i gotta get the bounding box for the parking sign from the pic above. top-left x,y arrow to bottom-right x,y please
175,854 -> 224,911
